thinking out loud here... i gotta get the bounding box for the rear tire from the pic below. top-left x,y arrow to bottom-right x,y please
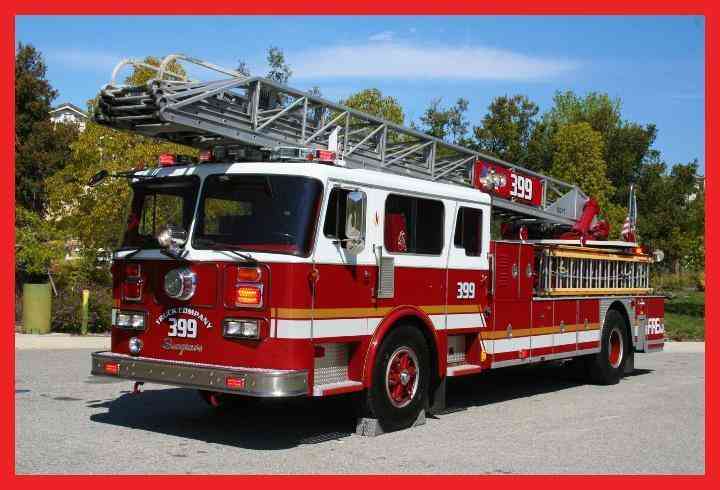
365,324 -> 430,432
585,309 -> 630,385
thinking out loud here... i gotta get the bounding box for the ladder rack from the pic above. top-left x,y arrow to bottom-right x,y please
537,246 -> 652,296
96,54 -> 588,227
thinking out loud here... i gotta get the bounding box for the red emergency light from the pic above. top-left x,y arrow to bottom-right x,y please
158,153 -> 176,166
199,150 -> 213,162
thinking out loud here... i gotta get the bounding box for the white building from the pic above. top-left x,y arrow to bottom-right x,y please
50,102 -> 88,131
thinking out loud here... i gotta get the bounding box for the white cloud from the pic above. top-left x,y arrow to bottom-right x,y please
369,31 -> 395,42
292,42 -> 578,81
46,49 -> 122,71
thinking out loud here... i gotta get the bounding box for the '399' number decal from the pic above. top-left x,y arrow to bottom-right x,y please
456,282 -> 476,299
168,318 -> 198,338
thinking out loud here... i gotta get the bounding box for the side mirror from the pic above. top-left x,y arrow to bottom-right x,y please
344,190 -> 366,254
88,169 -> 109,187
157,224 -> 188,252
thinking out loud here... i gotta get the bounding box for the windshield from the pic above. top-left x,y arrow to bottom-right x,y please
121,177 -> 200,249
193,174 -> 323,256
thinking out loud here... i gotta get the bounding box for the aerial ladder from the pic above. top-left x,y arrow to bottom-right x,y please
95,55 -> 594,226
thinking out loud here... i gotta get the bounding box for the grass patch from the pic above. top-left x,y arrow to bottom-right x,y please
665,290 -> 705,317
664,312 -> 704,341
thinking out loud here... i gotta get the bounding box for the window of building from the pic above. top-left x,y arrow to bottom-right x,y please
454,207 -> 483,257
384,194 -> 444,254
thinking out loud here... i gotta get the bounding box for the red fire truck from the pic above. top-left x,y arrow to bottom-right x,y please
90,55 -> 665,432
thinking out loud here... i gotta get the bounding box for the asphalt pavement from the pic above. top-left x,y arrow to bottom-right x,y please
14,338 -> 704,474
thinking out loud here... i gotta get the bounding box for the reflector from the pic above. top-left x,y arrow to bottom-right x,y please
104,363 -> 120,375
226,376 -> 246,389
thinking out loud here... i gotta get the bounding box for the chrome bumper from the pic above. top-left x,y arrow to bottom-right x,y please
91,351 -> 309,397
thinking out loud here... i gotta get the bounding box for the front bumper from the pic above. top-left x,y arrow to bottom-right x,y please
91,351 -> 309,397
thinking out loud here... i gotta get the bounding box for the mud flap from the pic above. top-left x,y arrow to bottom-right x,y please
635,297 -> 666,353
634,314 -> 648,352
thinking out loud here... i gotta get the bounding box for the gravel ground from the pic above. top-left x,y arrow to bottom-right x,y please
15,342 -> 704,474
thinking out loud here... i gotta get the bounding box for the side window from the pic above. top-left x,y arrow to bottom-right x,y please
324,187 -> 366,249
454,207 -> 483,257
323,187 -> 350,240
385,194 -> 444,255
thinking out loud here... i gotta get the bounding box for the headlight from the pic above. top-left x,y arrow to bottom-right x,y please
113,309 -> 146,330
128,337 -> 143,355
223,318 -> 260,340
164,267 -> 196,300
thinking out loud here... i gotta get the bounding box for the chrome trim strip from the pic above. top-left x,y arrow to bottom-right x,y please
91,351 -> 308,397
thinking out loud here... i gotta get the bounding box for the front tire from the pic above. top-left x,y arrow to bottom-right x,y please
365,324 -> 430,432
585,309 -> 630,385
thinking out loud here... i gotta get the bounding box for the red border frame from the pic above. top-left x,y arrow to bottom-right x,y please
2,0 -> 716,485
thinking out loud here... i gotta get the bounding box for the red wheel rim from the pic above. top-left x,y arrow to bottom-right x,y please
385,347 -> 419,408
608,328 -> 623,368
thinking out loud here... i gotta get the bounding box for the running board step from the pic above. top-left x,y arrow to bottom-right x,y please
313,380 -> 364,397
447,364 -> 483,377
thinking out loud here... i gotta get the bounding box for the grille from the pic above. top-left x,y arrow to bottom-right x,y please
377,256 -> 395,299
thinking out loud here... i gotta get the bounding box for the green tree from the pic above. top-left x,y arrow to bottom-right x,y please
636,159 -> 704,272
15,43 -> 79,214
549,122 -> 626,236
340,88 -> 405,125
46,121 -> 193,251
473,94 -> 539,164
418,97 -> 470,143
551,122 -> 611,202
15,205 -> 64,282
47,55 -> 193,251
125,55 -> 186,86
531,90 -> 657,205
15,43 -> 55,143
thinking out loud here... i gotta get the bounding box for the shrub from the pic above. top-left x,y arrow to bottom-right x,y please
651,270 -> 702,292
50,254 -> 113,333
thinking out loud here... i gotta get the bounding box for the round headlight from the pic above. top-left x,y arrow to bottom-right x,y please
164,267 -> 197,300
129,337 -> 143,356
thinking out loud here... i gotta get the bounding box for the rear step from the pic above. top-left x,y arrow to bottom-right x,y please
313,380 -> 364,397
447,364 -> 483,377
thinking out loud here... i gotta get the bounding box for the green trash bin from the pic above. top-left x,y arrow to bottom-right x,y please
22,283 -> 52,334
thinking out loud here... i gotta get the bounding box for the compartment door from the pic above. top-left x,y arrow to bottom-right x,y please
491,242 -> 531,365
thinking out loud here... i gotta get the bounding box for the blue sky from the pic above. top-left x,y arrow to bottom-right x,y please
16,15 -> 705,172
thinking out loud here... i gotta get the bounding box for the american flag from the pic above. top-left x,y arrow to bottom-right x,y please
622,184 -> 637,242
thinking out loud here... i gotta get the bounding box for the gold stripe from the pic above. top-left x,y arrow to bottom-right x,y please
275,304 -> 601,338
276,304 -> 483,319
276,306 -> 392,319
481,323 -> 600,340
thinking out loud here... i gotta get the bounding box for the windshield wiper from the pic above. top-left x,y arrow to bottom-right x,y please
225,249 -> 257,263
193,238 -> 258,263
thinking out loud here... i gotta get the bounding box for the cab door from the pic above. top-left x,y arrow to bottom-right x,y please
446,204 -> 490,365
